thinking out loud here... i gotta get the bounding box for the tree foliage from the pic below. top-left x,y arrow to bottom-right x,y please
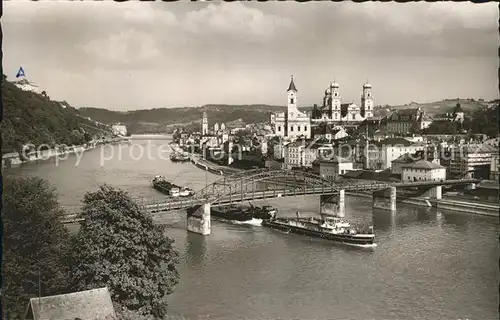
463,104 -> 499,137
69,185 -> 179,318
2,176 -> 71,319
1,77 -> 110,154
423,120 -> 460,134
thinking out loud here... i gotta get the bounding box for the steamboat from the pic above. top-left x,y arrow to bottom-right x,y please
262,212 -> 375,246
152,175 -> 195,197
210,203 -> 277,226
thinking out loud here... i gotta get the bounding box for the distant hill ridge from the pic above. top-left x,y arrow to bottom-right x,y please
77,98 -> 495,134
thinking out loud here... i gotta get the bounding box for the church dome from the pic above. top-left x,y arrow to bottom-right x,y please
331,82 -> 339,88
363,83 -> 372,88
325,88 -> 331,94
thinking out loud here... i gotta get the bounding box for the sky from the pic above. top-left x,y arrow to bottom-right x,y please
3,1 -> 498,111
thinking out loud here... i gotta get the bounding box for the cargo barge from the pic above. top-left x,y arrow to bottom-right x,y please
209,204 -> 277,226
262,212 -> 375,246
152,175 -> 195,197
170,152 -> 190,162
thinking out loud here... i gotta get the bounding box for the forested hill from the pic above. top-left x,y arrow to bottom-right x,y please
78,104 -> 288,134
1,76 -> 111,154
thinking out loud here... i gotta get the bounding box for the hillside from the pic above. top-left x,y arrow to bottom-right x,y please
78,104 -> 288,134
1,76 -> 111,154
375,98 -> 491,117
76,97 -> 496,135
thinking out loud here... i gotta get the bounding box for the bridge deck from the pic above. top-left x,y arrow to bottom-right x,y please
62,178 -> 478,218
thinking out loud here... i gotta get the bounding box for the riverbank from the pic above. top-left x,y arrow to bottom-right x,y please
169,142 -> 242,176
346,191 -> 499,217
2,137 -> 126,168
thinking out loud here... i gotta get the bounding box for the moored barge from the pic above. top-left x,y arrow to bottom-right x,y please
262,213 -> 375,246
170,152 -> 190,162
152,175 -> 195,197
210,204 -> 277,226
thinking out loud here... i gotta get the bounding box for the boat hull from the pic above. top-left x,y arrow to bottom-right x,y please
209,205 -> 275,223
262,220 -> 375,245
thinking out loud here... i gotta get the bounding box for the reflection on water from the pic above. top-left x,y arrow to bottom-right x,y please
184,232 -> 208,266
5,141 -> 499,320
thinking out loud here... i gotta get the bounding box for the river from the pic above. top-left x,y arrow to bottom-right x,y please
4,138 -> 498,320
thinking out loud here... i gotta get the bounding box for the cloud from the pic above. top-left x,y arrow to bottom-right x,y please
183,2 -> 294,40
82,30 -> 161,65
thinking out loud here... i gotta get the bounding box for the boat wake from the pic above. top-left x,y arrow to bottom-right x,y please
231,218 -> 263,227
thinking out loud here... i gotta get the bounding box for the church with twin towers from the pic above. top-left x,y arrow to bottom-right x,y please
271,76 -> 375,139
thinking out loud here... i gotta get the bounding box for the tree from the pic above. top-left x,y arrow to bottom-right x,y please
69,185 -> 179,318
423,120 -> 459,134
2,177 -> 71,319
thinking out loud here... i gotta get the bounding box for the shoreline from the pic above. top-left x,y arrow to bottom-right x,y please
2,138 -> 125,168
181,147 -> 499,217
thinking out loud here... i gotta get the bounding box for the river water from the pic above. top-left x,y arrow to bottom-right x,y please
4,138 -> 498,320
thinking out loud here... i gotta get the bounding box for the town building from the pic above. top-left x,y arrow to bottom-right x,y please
311,81 -> 375,126
312,156 -> 353,181
202,111 -> 208,135
401,160 -> 446,182
271,76 -> 312,139
364,138 -> 426,170
432,101 -> 465,124
381,108 -> 432,134
448,143 -> 498,178
312,124 -> 348,142
490,153 -> 499,181
111,124 -> 127,136
391,147 -> 441,175
283,139 -> 332,169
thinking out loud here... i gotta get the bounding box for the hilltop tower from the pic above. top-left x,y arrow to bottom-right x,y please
361,82 -> 373,119
202,112 -> 208,135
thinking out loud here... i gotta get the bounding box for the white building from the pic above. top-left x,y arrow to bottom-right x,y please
311,82 -> 374,124
313,125 -> 348,142
272,76 -> 312,139
111,124 -> 127,136
214,123 -> 219,132
490,153 -> 499,181
402,160 -> 446,182
374,138 -> 426,170
313,156 -> 353,181
283,140 -> 332,169
449,143 -> 498,177
261,141 -> 268,155
202,112 -> 208,135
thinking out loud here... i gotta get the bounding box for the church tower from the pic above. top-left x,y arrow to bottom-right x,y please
361,82 -> 373,119
330,81 -> 341,120
285,75 -> 298,136
202,111 -> 208,135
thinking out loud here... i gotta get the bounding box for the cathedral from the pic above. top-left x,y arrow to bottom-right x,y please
311,81 -> 374,125
271,76 -> 312,139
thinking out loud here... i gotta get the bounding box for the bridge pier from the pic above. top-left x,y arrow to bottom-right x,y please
372,186 -> 396,211
428,185 -> 442,200
186,203 -> 211,235
320,190 -> 345,218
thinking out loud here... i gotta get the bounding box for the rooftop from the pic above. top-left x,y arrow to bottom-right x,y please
25,287 -> 116,320
315,155 -> 352,164
392,153 -> 416,164
401,159 -> 444,170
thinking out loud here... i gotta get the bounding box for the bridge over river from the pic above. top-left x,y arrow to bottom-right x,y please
62,168 -> 479,224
